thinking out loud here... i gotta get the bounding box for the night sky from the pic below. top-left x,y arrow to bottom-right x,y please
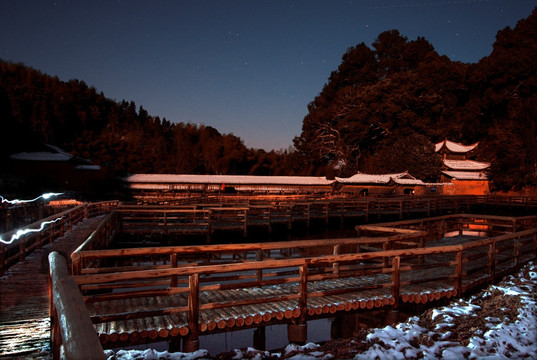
1,1 -> 535,150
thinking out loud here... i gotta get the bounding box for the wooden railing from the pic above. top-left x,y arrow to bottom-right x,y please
0,201 -> 118,275
113,197 -> 470,238
69,222 -> 537,352
66,213 -> 537,351
49,251 -> 105,360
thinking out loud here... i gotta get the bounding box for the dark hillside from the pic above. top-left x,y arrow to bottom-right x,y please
293,8 -> 537,190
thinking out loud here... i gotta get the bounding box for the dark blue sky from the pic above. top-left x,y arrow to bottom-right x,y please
1,1 -> 535,150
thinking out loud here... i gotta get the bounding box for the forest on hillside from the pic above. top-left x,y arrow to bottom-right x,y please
293,7 -> 537,191
0,66 -> 297,177
1,8 -> 536,191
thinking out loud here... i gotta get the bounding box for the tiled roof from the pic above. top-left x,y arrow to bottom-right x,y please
435,140 -> 479,153
336,172 -> 414,184
393,178 -> 426,186
442,171 -> 489,180
125,174 -> 335,186
443,159 -> 490,170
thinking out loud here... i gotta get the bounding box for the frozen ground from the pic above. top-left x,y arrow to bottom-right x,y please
104,262 -> 537,360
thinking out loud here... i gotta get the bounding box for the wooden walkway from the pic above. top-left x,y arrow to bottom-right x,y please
67,213 -> 537,352
0,216 -> 104,359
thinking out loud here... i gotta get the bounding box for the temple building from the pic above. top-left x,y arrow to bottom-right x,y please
435,139 -> 490,195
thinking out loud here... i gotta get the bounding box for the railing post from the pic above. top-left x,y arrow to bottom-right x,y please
298,264 -> 308,323
18,233 -> 26,261
256,250 -> 263,282
243,209 -> 248,237
455,250 -> 463,297
488,240 -> 496,282
164,211 -> 168,235
170,253 -> 178,287
392,256 -> 400,308
185,273 -> 200,352
289,264 -> 308,345
514,237 -> 520,267
332,244 -> 340,275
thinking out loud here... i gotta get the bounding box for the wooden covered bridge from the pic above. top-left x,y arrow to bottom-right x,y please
1,195 -> 537,359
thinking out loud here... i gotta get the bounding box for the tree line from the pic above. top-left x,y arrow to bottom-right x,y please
1,8 -> 536,192
293,7 -> 537,191
0,63 -> 298,177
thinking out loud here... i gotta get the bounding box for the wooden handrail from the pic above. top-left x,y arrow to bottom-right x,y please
73,227 -> 537,286
49,251 -> 105,360
64,214 -> 537,351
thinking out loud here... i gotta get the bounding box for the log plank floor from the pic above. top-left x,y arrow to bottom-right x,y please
87,234 -> 536,349
0,216 -> 105,359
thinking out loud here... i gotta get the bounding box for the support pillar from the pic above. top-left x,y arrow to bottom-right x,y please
182,338 -> 199,353
253,326 -> 266,350
287,323 -> 307,345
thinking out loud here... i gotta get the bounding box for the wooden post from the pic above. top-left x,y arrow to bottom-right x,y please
289,264 -> 308,346
256,250 -> 263,282
71,252 -> 81,276
243,209 -> 248,237
418,237 -> 425,264
185,273 -> 200,352
488,240 -> 496,282
163,211 -> 168,235
332,244 -> 340,275
19,235 -> 25,262
455,250 -> 463,297
514,237 -> 520,267
298,264 -> 308,317
170,253 -> 178,287
392,256 -> 400,308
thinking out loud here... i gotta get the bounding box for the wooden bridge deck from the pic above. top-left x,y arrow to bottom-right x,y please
0,216 -> 104,359
73,225 -> 536,351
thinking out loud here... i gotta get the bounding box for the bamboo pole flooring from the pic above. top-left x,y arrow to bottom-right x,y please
87,269 -> 459,348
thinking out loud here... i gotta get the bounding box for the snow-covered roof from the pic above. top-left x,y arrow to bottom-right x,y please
125,174 -> 335,186
442,171 -> 489,180
336,172 -> 415,184
435,139 -> 479,153
9,144 -> 75,162
392,178 -> 426,186
10,151 -> 73,162
443,159 -> 490,171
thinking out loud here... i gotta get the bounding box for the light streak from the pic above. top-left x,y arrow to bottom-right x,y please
0,217 -> 64,245
1,192 -> 63,205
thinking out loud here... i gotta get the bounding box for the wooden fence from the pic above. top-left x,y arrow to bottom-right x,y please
0,201 -> 118,275
64,213 -> 537,353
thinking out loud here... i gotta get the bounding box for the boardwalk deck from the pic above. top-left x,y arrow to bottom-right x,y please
0,216 -> 104,359
71,221 -> 536,351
